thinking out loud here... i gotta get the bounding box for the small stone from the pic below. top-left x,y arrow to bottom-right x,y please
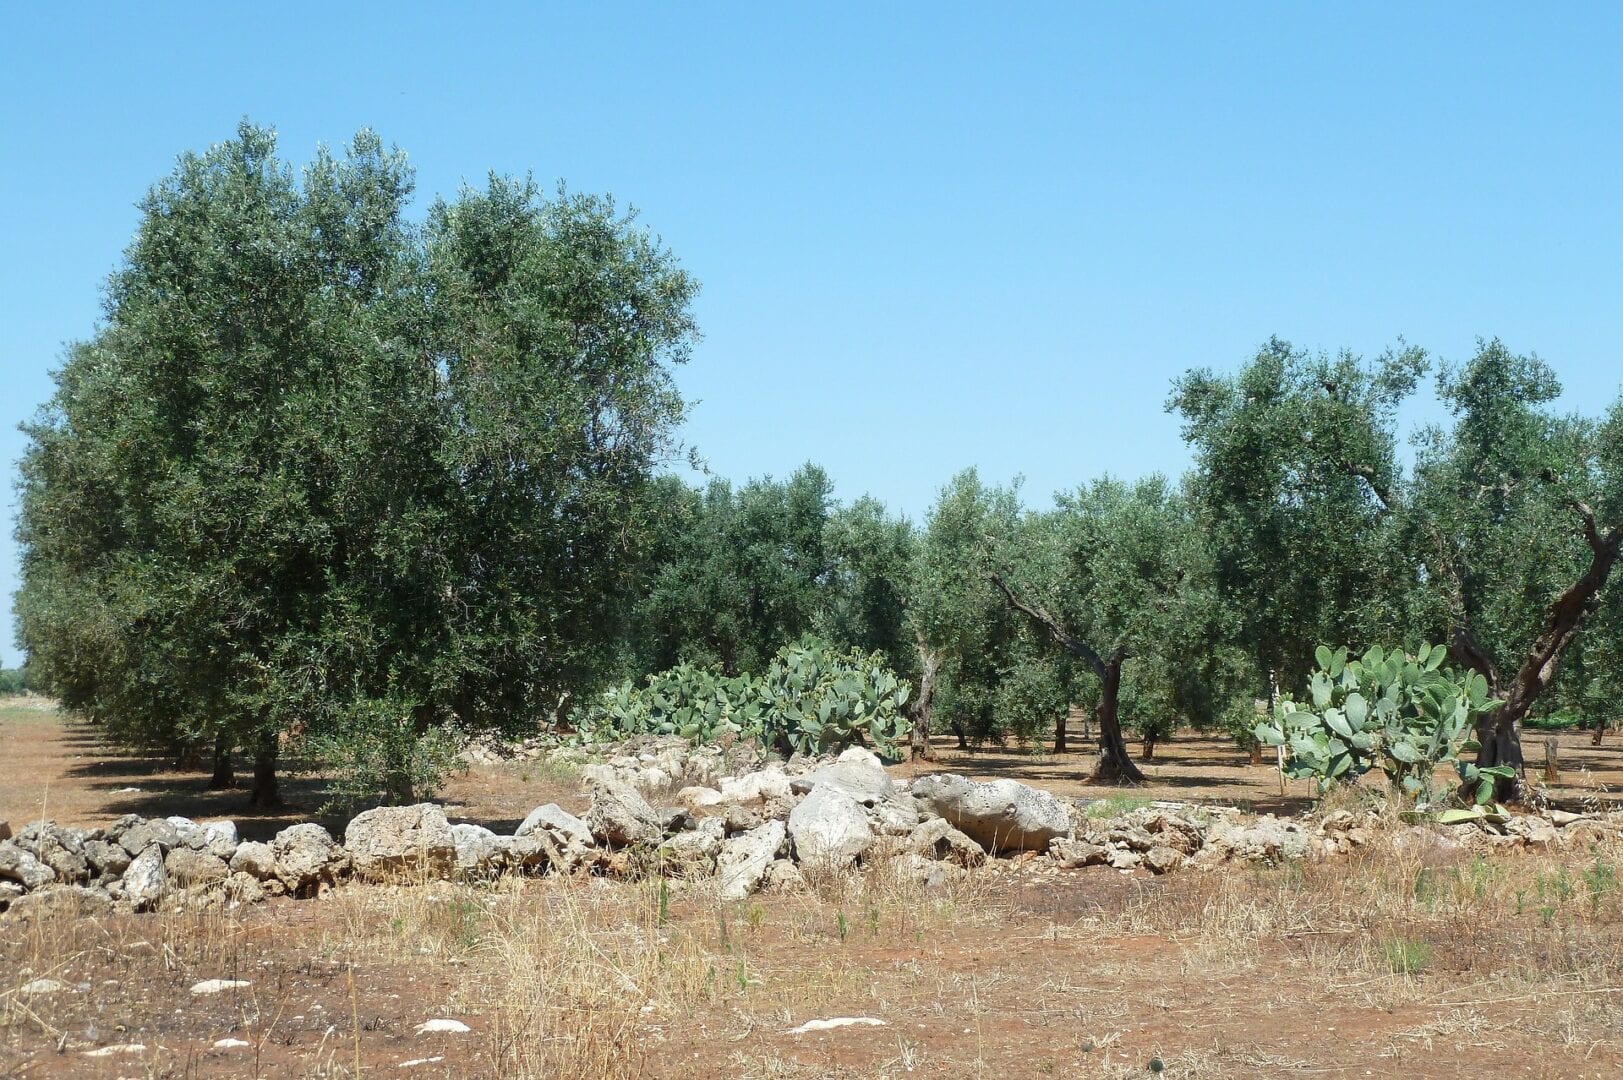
83,1044 -> 147,1057
786,1017 -> 887,1035
213,1038 -> 251,1049
761,857 -> 806,892
165,848 -> 230,887
414,1018 -> 471,1035
516,804 -> 594,850
585,781 -> 664,847
0,840 -> 56,890
1106,846 -> 1142,871
1049,838 -> 1109,869
117,818 -> 182,858
18,977 -> 68,995
223,872 -> 266,905
190,978 -> 251,995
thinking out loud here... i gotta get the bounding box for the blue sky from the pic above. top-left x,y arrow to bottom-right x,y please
4,4 -> 1623,666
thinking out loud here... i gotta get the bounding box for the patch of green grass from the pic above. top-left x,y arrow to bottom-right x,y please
1383,936 -> 1433,976
1084,794 -> 1152,819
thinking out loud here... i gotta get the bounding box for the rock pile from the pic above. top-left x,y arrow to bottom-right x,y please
3,744 -> 1620,918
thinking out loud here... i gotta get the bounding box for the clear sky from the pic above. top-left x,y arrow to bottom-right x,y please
4,4 -> 1623,667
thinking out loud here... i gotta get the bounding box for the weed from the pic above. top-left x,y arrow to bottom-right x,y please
1383,937 -> 1433,976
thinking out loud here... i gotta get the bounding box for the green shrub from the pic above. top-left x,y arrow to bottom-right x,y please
0,666 -> 37,695
1254,644 -> 1501,801
306,696 -> 466,808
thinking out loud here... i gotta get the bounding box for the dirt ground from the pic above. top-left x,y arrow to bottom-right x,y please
3,703 -> 1622,1078
3,702 -> 1618,840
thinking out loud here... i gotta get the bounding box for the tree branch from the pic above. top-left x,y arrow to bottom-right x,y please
988,572 -> 1109,680
1343,462 -> 1396,512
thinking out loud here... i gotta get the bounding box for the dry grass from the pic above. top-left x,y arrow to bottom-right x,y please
4,821 -> 1622,1078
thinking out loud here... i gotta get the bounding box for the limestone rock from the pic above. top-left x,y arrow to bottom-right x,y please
517,803 -> 594,851
15,822 -> 89,885
907,817 -> 987,867
0,840 -> 56,890
717,819 -> 786,900
450,823 -> 504,875
499,832 -> 565,873
164,848 -> 229,888
890,851 -> 966,889
761,857 -> 806,892
344,804 -> 457,882
676,785 -> 725,812
122,845 -> 168,910
719,768 -> 792,804
84,839 -> 131,880
198,821 -> 240,860
271,823 -> 349,894
909,774 -> 1072,853
585,781 -> 664,847
791,748 -> 898,809
1143,845 -> 1183,874
662,817 -> 725,873
1106,846 -> 1142,871
1199,815 -> 1315,866
116,818 -> 182,858
4,883 -> 113,920
788,784 -> 874,871
1049,838 -> 1109,869
223,871 -> 266,905
229,841 -> 277,880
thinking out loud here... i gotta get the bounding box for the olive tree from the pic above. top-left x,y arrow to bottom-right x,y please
15,123 -> 699,806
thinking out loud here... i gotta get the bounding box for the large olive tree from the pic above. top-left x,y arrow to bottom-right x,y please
15,123 -> 698,806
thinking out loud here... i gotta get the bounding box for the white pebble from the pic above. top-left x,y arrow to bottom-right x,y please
17,978 -> 67,995
414,1019 -> 471,1035
83,1043 -> 146,1057
190,979 -> 251,995
786,1017 -> 888,1034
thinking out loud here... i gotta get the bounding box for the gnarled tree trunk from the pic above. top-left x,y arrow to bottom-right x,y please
209,731 -> 235,789
908,635 -> 941,761
990,573 -> 1145,784
249,736 -> 281,808
1457,506 -> 1621,801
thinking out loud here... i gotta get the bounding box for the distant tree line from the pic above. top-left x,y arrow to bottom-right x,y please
13,124 -> 1622,804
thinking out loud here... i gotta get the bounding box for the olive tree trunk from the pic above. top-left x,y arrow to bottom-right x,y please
1455,505 -> 1621,800
209,732 -> 235,790
990,573 -> 1146,784
908,634 -> 941,761
249,736 -> 281,808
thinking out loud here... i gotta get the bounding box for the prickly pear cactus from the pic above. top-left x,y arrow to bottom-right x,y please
1254,643 -> 1495,800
